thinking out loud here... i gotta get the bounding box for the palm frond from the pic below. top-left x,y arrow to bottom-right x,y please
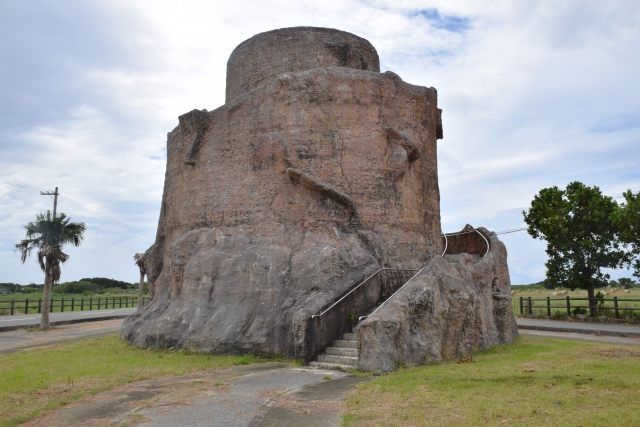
16,211 -> 85,275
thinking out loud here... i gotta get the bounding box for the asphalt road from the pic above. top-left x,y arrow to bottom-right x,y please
0,318 -> 124,354
0,307 -> 136,331
516,317 -> 640,337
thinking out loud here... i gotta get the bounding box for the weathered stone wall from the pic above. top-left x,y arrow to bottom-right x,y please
122,27 -> 444,359
226,27 -> 380,102
357,229 -> 519,372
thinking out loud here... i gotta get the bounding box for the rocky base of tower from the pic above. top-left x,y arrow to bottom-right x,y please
357,229 -> 518,372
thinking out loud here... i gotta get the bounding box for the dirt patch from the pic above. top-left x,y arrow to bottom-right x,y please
596,348 -> 640,358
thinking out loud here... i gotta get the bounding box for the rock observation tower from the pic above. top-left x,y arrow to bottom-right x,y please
122,27 -> 517,371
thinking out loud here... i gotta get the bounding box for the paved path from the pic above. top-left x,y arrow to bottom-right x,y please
0,318 -> 124,354
26,363 -> 363,427
519,328 -> 640,345
0,307 -> 135,331
516,317 -> 640,337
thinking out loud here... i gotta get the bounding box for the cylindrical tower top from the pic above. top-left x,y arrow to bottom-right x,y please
225,26 -> 380,102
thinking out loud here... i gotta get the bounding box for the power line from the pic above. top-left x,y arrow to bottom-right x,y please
496,227 -> 527,235
0,176 -> 129,229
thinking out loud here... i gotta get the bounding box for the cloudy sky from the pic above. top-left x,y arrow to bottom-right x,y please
1,0 -> 638,285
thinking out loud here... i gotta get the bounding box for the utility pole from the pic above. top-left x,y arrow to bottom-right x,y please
40,186 -> 59,218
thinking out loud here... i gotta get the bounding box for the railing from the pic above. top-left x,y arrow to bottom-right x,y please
304,227 -> 493,360
311,268 -> 417,319
304,268 -> 416,361
442,227 -> 489,257
518,296 -> 640,319
360,234 -> 453,322
0,296 -> 149,316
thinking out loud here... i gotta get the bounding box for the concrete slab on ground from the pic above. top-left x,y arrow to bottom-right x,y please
25,363 -> 365,427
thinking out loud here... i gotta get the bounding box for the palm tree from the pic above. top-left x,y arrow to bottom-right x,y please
134,253 -> 146,310
16,211 -> 86,330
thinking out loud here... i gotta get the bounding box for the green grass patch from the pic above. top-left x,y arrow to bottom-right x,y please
344,335 -> 640,426
0,334 -> 263,426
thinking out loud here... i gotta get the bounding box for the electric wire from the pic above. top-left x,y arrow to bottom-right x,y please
0,176 -> 129,229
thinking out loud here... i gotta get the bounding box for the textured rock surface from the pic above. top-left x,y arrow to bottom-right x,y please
122,27 -> 444,358
357,229 -> 519,372
226,27 -> 380,103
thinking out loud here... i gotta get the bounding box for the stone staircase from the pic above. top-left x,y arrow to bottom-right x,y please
309,332 -> 358,370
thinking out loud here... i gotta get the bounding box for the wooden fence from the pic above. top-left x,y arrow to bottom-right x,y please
0,296 -> 148,315
518,296 -> 640,318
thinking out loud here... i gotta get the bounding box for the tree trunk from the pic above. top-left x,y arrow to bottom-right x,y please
41,269 -> 51,330
138,270 -> 145,311
586,286 -> 597,318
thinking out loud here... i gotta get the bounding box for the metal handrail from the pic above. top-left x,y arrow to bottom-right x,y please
441,227 -> 490,257
312,228 -> 491,323
310,267 -> 418,319
442,232 -> 449,256
360,233 -> 448,321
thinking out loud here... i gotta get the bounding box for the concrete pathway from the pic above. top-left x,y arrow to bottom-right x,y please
519,328 -> 640,345
0,318 -> 123,354
0,307 -> 135,331
25,363 -> 364,427
516,317 -> 640,338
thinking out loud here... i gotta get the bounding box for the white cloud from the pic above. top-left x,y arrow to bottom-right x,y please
1,0 -> 639,284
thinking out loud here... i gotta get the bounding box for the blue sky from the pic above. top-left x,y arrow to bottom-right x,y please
1,0 -> 638,284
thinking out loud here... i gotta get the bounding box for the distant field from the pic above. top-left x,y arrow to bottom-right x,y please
0,291 -> 146,315
511,287 -> 640,319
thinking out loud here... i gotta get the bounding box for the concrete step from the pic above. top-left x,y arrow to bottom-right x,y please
324,346 -> 358,357
343,332 -> 356,340
309,361 -> 356,371
317,354 -> 358,367
332,339 -> 357,349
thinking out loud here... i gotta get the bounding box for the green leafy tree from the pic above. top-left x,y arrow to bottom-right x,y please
523,182 -> 624,316
615,190 -> 640,279
617,277 -> 636,289
16,211 -> 86,330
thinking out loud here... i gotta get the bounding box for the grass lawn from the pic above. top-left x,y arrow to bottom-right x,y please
0,335 -> 263,426
344,335 -> 640,426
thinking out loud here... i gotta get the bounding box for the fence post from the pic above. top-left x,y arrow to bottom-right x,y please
10,299 -> 14,315
119,297 -> 122,308
89,297 -> 93,310
566,296 -> 571,316
519,297 -> 523,315
546,297 -> 551,317
614,296 -> 619,318
71,297 -> 75,312
80,298 -> 84,311
527,297 -> 532,315
97,298 -> 101,310
61,297 -> 65,312
25,298 -> 29,314
50,298 -> 53,313
38,299 -> 42,314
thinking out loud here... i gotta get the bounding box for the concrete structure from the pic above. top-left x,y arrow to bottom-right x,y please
122,27 -> 517,370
